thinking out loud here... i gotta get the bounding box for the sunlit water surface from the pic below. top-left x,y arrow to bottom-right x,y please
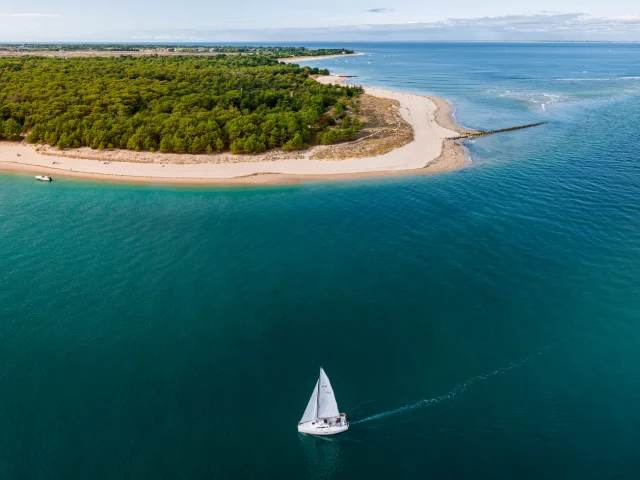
1,43 -> 640,479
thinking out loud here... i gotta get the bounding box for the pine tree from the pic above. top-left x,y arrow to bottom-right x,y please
57,132 -> 71,149
159,136 -> 173,153
173,135 -> 187,153
230,139 -> 245,154
27,124 -> 44,144
189,136 -> 205,154
4,118 -> 22,141
283,132 -> 304,150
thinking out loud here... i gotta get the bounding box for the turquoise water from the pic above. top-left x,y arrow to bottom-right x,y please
2,43 -> 640,479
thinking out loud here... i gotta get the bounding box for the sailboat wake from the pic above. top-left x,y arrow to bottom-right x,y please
352,348 -> 549,425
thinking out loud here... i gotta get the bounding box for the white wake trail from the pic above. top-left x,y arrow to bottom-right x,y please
352,349 -> 547,425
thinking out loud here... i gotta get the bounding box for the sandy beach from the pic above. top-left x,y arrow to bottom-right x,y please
0,76 -> 470,185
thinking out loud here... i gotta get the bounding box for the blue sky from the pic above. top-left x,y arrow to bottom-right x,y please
1,1 -> 639,42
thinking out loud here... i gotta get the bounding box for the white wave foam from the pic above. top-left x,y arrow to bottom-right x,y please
352,348 -> 548,425
486,89 -> 566,109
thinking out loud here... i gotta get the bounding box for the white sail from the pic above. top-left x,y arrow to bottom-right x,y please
299,380 -> 319,424
317,368 -> 340,419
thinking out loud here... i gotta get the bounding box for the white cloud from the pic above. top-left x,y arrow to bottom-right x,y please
1,11 -> 639,42
243,12 -> 640,41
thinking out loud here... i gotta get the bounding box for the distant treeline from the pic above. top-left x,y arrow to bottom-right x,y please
0,55 -> 363,154
0,44 -> 355,57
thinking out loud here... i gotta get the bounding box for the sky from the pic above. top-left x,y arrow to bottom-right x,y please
0,0 -> 639,42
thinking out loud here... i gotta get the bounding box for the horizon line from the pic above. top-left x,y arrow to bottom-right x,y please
1,40 -> 640,45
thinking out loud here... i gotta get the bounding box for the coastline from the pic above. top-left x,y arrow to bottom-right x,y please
280,53 -> 365,63
0,51 -> 365,60
0,76 -> 472,186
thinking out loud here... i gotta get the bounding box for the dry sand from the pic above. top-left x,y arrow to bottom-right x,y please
0,75 -> 471,185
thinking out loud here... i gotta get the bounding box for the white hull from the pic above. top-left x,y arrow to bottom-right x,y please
35,176 -> 52,182
298,422 -> 349,436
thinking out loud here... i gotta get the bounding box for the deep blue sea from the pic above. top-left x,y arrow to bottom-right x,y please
1,43 -> 640,479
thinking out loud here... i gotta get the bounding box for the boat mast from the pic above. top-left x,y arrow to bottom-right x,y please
315,367 -> 321,420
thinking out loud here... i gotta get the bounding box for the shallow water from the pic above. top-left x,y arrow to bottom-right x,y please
1,43 -> 640,479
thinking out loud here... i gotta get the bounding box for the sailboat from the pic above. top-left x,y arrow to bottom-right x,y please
297,367 -> 349,435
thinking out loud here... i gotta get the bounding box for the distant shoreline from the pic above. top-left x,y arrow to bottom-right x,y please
0,49 -> 361,60
280,52 -> 365,63
0,75 -> 473,185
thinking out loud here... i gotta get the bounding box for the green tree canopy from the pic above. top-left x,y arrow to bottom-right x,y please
0,55 -> 363,152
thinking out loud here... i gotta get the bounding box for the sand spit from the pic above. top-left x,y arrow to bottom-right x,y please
0,76 -> 472,185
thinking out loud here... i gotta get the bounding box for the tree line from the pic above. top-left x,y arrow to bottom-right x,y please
0,55 -> 363,154
0,44 -> 355,57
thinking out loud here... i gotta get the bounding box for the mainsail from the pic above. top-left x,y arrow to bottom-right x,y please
317,368 -> 340,419
299,380 -> 319,424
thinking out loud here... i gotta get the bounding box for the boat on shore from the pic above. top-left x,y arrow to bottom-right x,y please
35,175 -> 52,182
297,367 -> 349,436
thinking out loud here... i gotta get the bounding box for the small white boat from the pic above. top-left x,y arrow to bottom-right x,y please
35,175 -> 52,182
297,367 -> 349,436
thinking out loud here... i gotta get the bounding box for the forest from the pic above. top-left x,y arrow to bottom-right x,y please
0,54 -> 363,154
